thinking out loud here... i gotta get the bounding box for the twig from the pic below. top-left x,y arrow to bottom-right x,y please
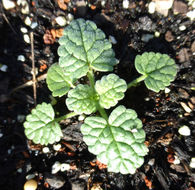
30,32 -> 37,106
10,73 -> 47,94
0,4 -> 17,35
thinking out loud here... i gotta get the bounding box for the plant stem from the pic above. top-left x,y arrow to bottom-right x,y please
55,112 -> 78,122
96,103 -> 108,120
127,75 -> 147,89
87,69 -> 108,120
87,69 -> 95,89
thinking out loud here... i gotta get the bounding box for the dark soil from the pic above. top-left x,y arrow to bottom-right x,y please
0,0 -> 195,190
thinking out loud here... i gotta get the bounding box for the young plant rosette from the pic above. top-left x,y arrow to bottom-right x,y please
24,19 -> 177,174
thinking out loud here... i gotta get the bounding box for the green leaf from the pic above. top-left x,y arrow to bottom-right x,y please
81,105 -> 148,174
135,52 -> 177,92
66,84 -> 97,115
46,63 -> 74,97
58,19 -> 118,80
24,103 -> 63,145
95,74 -> 127,109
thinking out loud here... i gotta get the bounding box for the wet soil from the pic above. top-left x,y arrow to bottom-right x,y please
0,0 -> 195,190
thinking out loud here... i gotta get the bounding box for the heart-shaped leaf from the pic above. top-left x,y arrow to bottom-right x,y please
24,103 -> 63,145
46,63 -> 74,97
81,105 -> 148,174
95,74 -> 127,109
66,84 -> 97,115
58,19 -> 118,80
135,52 -> 177,92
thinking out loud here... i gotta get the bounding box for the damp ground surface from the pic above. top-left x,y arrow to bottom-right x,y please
0,0 -> 195,190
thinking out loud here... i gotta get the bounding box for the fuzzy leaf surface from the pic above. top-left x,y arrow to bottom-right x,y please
58,18 -> 118,80
81,105 -> 148,174
46,63 -> 73,97
95,74 -> 127,109
66,84 -> 97,115
24,103 -> 63,145
135,52 -> 177,92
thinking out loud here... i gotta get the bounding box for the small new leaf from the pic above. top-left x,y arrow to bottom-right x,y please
81,105 -> 148,174
95,74 -> 127,109
24,103 -> 63,145
58,19 -> 118,80
135,52 -> 177,92
66,84 -> 97,115
46,63 -> 74,97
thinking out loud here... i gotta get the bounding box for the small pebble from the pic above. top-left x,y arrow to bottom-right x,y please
145,97 -> 150,101
20,27 -> 28,33
24,34 -> 30,43
24,179 -> 38,190
148,158 -> 155,166
141,34 -> 154,42
2,0 -> 15,10
186,10 -> 195,21
53,144 -> 61,151
26,174 -> 36,180
154,31 -> 160,37
17,0 -> 29,14
165,87 -> 171,94
0,64 -> 8,72
109,35 -> 117,44
67,13 -> 74,23
45,173 -> 65,189
154,0 -> 174,16
101,0 -> 106,7
4,148 -> 10,154
17,55 -> 25,62
78,114 -> 85,121
123,0 -> 129,9
17,168 -> 23,173
55,16 -> 67,26
17,114 -> 25,122
60,163 -> 70,172
148,1 -> 156,14
42,147 -> 50,153
173,155 -> 180,165
34,150 -> 39,156
178,48 -> 189,63
24,17 -> 32,26
0,133 -> 3,138
178,88 -> 189,99
190,96 -> 195,104
189,157 -> 195,169
178,125 -> 191,136
51,161 -> 61,174
179,25 -> 186,31
180,102 -> 192,113
31,22 -> 38,29
138,16 -> 155,31
26,163 -> 32,173
165,30 -> 174,42
173,1 -> 188,14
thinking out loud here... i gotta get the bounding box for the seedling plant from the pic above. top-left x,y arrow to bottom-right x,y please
24,19 -> 177,174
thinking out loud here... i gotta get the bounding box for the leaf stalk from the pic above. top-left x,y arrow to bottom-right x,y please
127,75 -> 147,89
55,112 -> 78,122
